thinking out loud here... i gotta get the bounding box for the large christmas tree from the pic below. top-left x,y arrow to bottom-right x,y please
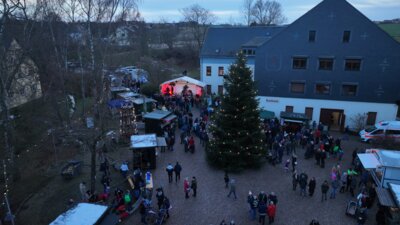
207,52 -> 265,171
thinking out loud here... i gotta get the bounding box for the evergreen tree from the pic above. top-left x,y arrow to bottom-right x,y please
207,52 -> 265,171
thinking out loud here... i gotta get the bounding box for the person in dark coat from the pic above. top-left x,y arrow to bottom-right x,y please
376,207 -> 386,225
321,180 -> 329,202
309,219 -> 320,225
292,171 -> 299,191
308,177 -> 316,196
174,162 -> 182,183
224,172 -> 230,188
299,172 -> 308,197
191,176 -> 197,197
320,150 -> 326,168
258,200 -> 267,225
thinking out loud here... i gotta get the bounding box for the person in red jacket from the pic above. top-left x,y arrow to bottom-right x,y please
267,201 -> 276,224
184,177 -> 190,199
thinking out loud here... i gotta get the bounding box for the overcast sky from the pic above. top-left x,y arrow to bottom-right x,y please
139,0 -> 400,24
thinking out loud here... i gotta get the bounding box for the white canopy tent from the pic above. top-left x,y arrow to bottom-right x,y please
160,76 -> 206,96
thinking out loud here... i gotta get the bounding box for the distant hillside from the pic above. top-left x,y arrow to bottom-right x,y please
378,23 -> 400,43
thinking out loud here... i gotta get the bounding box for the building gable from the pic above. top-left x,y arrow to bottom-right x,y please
255,0 -> 400,104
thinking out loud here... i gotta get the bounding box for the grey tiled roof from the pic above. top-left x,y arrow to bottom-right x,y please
200,26 -> 285,57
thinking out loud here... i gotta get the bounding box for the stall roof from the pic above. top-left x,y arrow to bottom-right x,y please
160,76 -> 206,88
132,97 -> 157,105
376,187 -> 397,207
143,110 -> 171,120
358,153 -> 382,169
163,114 -> 177,122
131,134 -> 157,149
390,183 -> 400,207
118,92 -> 140,99
49,203 -> 108,225
376,150 -> 400,168
260,110 -> 275,120
280,111 -> 309,121
110,87 -> 130,92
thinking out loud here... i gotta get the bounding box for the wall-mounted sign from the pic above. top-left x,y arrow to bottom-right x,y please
266,98 -> 279,103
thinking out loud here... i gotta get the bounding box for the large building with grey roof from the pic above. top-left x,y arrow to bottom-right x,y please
200,0 -> 400,131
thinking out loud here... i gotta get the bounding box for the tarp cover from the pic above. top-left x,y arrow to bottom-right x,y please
50,203 -> 108,225
160,76 -> 205,96
358,153 -> 382,169
131,134 -> 157,149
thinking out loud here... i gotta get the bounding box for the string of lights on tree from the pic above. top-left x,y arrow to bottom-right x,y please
119,102 -> 138,141
206,52 -> 266,170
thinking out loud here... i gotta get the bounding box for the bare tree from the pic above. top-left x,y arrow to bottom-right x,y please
180,4 -> 216,52
0,0 -> 37,184
242,0 -> 254,26
251,0 -> 286,25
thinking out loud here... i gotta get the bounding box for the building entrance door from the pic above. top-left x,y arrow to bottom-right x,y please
320,108 -> 345,132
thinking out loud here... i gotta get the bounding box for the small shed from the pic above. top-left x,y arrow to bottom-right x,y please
143,110 -> 177,136
131,134 -> 158,170
160,76 -> 205,96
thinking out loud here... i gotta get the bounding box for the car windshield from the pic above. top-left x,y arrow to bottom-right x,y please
365,126 -> 377,132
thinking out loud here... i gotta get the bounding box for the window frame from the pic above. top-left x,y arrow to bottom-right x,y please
290,81 -> 306,94
218,66 -> 224,76
341,83 -> 358,97
315,83 -> 332,95
318,58 -> 334,71
345,59 -> 362,71
206,66 -> 212,76
292,57 -> 308,70
309,30 -> 316,42
343,30 -> 351,43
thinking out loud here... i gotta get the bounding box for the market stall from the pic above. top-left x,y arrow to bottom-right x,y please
131,134 -> 158,170
143,110 -> 177,136
160,76 -> 205,96
280,111 -> 309,132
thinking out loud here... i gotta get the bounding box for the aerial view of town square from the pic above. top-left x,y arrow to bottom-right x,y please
1,0 -> 400,224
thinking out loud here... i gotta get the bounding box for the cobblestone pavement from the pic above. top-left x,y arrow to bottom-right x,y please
124,113 -> 375,225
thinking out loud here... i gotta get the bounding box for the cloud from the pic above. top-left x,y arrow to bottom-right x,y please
350,0 -> 400,8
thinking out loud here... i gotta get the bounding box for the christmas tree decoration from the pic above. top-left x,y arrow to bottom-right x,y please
206,52 -> 265,171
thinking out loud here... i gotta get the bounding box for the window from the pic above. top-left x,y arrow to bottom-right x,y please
218,67 -> 224,76
290,82 -> 305,94
206,66 -> 211,76
386,130 -> 400,135
341,84 -> 358,96
309,30 -> 316,42
243,49 -> 255,55
366,112 -> 377,126
371,129 -> 383,135
315,83 -> 331,95
319,58 -> 333,70
292,57 -> 307,69
285,106 -> 293,113
206,85 -> 211,94
218,85 -> 224,95
345,59 -> 361,71
343,31 -> 351,43
305,107 -> 313,120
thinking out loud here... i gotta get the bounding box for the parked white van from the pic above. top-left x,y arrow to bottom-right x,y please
359,121 -> 400,143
